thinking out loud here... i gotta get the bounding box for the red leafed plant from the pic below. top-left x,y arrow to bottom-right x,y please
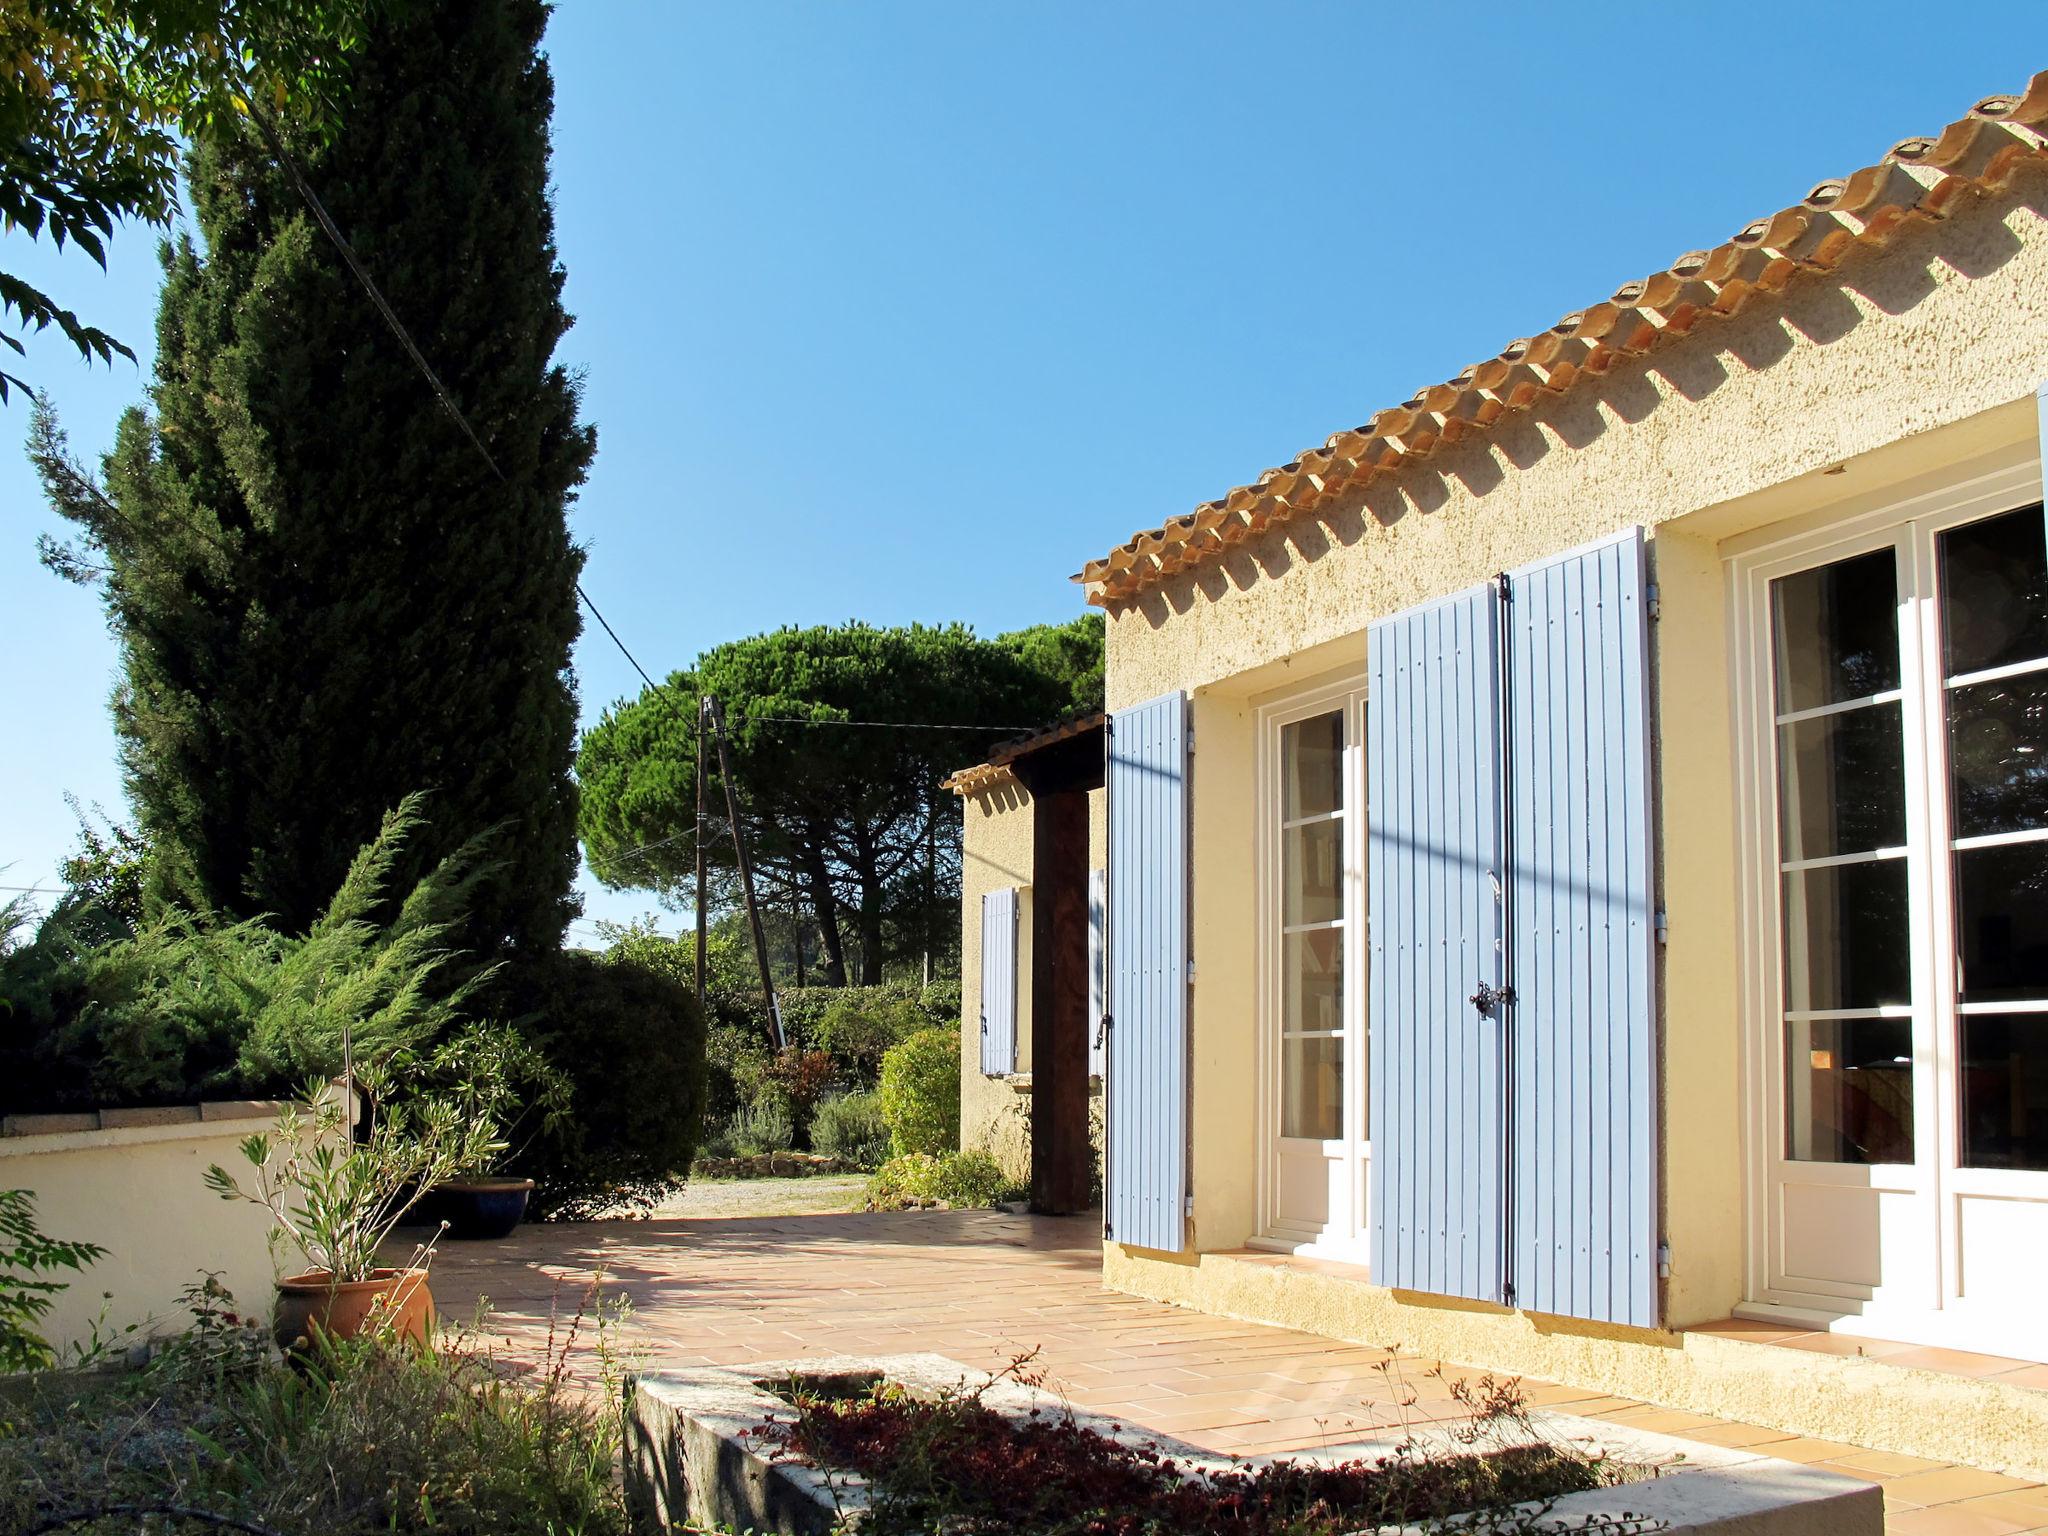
756,1354 -> 1644,1536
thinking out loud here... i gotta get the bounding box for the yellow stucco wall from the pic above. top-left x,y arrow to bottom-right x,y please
1094,169 -> 2048,1386
956,777 -> 1106,1182
0,1109 -> 288,1353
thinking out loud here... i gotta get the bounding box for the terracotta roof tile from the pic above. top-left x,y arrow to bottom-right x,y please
943,711 -> 1107,797
1075,76 -> 2048,605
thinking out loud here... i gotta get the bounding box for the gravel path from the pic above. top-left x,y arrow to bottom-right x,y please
642,1175 -> 868,1219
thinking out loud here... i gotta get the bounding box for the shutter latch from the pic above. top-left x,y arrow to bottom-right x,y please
1469,982 -> 1516,1017
1095,1013 -> 1112,1049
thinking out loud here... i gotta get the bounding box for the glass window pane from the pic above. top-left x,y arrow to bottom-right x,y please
1955,841 -> 2048,1005
1281,1034 -> 1343,1140
1785,1016 -> 1915,1164
1771,549 -> 1902,714
1283,820 -> 1343,926
1282,712 -> 1344,820
1781,859 -> 1913,1012
1777,701 -> 1907,860
1938,505 -> 2048,678
1960,1014 -> 2048,1171
1282,929 -> 1343,1035
1947,673 -> 2048,840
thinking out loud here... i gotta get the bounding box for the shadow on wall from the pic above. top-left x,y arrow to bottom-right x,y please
1124,168 -> 2046,632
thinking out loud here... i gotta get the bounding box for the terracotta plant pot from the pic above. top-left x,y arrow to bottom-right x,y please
274,1267 -> 434,1351
435,1177 -> 535,1241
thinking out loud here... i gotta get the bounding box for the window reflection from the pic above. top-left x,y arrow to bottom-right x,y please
1773,549 -> 1901,712
1280,711 -> 1346,1143
1960,1015 -> 2048,1171
1785,1016 -> 1915,1164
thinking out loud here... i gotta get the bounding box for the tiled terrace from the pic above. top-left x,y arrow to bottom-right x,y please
428,1210 -> 2048,1535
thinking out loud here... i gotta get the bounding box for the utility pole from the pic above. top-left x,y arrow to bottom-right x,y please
707,695 -> 785,1052
694,696 -> 708,1016
923,784 -> 936,988
792,886 -> 806,988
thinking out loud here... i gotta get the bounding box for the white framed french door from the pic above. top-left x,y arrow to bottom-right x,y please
1255,677 -> 1371,1261
1733,462 -> 2048,1359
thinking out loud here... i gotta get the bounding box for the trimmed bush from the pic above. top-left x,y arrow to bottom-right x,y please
811,1090 -> 891,1170
865,1150 -> 1018,1210
879,1027 -> 961,1158
809,991 -> 931,1085
501,947 -> 708,1218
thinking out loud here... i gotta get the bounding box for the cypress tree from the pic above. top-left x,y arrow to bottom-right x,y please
35,0 -> 594,960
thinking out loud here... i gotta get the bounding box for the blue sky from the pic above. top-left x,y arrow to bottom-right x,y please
5,3 -> 2045,942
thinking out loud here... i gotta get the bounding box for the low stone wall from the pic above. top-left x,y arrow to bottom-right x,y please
0,1103 -> 287,1355
690,1152 -> 857,1180
626,1352 -> 1882,1536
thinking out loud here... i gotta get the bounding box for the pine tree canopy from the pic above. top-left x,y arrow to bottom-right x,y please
34,0 -> 594,962
576,618 -> 1101,986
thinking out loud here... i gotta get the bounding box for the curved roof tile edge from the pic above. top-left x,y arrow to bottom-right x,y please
1074,73 -> 2048,607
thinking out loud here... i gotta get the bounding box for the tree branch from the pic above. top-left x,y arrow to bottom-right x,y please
27,1504 -> 289,1536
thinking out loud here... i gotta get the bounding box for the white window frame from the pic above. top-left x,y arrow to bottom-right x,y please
1252,670 -> 1371,1258
1729,455 -> 2048,1353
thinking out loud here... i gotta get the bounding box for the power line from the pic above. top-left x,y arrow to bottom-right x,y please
737,714 -> 1039,733
251,103 -> 1040,747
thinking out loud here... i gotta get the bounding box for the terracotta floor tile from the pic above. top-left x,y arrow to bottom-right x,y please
1885,1348 -> 2037,1381
1969,1490 -> 2048,1523
1685,1317 -> 1823,1345
1598,1406 -> 1725,1433
1885,1502 -> 2041,1536
1885,1470 -> 2039,1507
422,1207 -> 2048,1536
1678,1421 -> 1797,1449
1777,1331 -> 1918,1360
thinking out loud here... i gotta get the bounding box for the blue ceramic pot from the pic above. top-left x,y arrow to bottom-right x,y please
435,1178 -> 535,1241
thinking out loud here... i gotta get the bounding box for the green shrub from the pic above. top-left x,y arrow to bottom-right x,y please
503,946 -> 709,1218
0,795 -> 494,1114
879,1027 -> 962,1157
811,1090 -> 891,1170
724,1098 -> 794,1156
864,1150 -> 1018,1210
919,976 -> 962,1025
0,1279 -> 630,1535
810,990 -> 931,1085
704,1020 -> 774,1125
0,1188 -> 105,1371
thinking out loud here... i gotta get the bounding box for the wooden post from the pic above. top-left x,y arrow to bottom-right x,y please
695,696 -> 708,1016
1028,788 -> 1092,1214
707,696 -> 784,1052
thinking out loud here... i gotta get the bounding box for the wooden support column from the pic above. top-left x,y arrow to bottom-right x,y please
1005,719 -> 1106,1217
1028,787 -> 1091,1214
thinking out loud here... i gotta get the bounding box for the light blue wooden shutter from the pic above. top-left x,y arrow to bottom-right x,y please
1505,528 -> 1657,1327
1105,691 -> 1189,1252
1088,867 -> 1108,1079
1368,586 -> 1507,1304
979,887 -> 1018,1075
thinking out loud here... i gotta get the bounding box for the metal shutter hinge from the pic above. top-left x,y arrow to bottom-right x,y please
1658,1240 -> 1672,1279
1655,909 -> 1669,944
1646,583 -> 1661,619
1186,959 -> 1196,985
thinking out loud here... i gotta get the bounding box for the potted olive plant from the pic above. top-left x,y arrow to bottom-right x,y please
418,1024 -> 571,1240
206,1072 -> 503,1350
